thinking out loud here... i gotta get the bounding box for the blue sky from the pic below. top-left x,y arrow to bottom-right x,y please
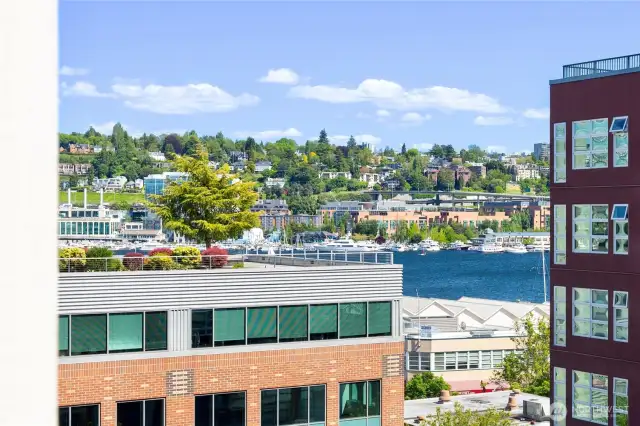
59,1 -> 640,153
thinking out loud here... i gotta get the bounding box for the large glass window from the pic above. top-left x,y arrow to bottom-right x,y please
614,291 -> 629,343
553,368 -> 567,426
260,385 -> 325,426
59,316 -> 69,356
247,307 -> 277,345
192,309 -> 214,348
339,303 -> 367,338
554,286 -> 567,347
554,205 -> 567,264
554,123 -> 566,183
310,304 -> 338,341
367,302 -> 392,337
613,378 -> 629,426
573,204 -> 609,253
145,312 -> 168,351
109,313 -> 143,353
214,308 -> 245,347
573,288 -> 608,339
71,314 -> 107,356
195,392 -> 245,426
613,119 -> 629,167
339,381 -> 380,424
279,305 -> 308,343
572,118 -> 608,170
573,371 -> 608,424
612,204 -> 629,255
117,399 -> 164,426
59,404 -> 100,426
406,352 -> 430,371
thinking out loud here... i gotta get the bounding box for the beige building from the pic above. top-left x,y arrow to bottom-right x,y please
402,296 -> 550,392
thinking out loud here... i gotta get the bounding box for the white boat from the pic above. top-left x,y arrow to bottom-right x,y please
388,243 -> 409,252
138,241 -> 171,252
527,243 -> 550,252
419,239 -> 441,252
314,239 -> 378,252
504,243 -> 529,254
448,241 -> 471,251
476,244 -> 504,254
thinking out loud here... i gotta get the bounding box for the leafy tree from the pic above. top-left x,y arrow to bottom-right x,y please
354,220 -> 379,236
318,128 -> 329,144
420,402 -> 511,426
405,372 -> 451,400
491,313 -> 550,396
347,135 -> 357,149
148,145 -> 260,248
401,143 -> 407,155
162,133 -> 183,155
437,169 -> 455,191
288,195 -> 319,215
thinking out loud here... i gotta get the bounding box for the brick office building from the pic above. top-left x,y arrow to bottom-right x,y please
550,54 -> 638,425
58,254 -> 404,426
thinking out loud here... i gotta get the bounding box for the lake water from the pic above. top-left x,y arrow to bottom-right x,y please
396,250 -> 550,303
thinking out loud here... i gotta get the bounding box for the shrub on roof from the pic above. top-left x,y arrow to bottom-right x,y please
145,254 -> 176,270
59,247 -> 86,272
173,246 -> 201,267
149,247 -> 174,257
122,252 -> 144,271
201,247 -> 228,269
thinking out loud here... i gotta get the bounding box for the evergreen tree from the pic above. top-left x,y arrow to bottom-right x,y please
347,135 -> 357,149
318,129 -> 329,144
401,143 -> 407,155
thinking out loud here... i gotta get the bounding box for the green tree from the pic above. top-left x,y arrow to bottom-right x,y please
437,169 -> 455,191
401,143 -> 407,155
491,313 -> 550,396
318,128 -> 329,144
347,135 -> 357,149
354,220 -> 379,236
148,145 -> 260,248
405,372 -> 451,400
420,402 -> 511,426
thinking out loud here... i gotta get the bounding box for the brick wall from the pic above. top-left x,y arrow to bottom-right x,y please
59,341 -> 405,425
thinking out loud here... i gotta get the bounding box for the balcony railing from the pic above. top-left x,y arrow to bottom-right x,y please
563,54 -> 640,79
58,250 -> 395,273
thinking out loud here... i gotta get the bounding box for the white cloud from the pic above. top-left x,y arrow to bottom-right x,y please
412,143 -> 434,151
111,83 -> 260,114
90,121 -> 120,135
376,109 -> 391,117
474,116 -> 514,126
233,128 -> 302,140
258,68 -> 300,85
60,66 -> 89,76
288,78 -> 505,113
330,134 -> 381,145
61,81 -> 114,98
487,145 -> 507,153
356,112 -> 370,119
401,112 -> 432,124
523,107 -> 550,119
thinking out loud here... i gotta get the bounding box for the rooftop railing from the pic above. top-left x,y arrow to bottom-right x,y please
563,54 -> 640,79
58,249 -> 394,273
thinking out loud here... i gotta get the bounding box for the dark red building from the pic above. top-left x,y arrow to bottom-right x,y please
550,54 -> 638,425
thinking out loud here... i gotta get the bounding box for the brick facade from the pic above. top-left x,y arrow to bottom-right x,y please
59,341 -> 405,425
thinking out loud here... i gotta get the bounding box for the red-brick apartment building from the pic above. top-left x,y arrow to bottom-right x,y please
550,54 -> 639,425
58,254 -> 405,426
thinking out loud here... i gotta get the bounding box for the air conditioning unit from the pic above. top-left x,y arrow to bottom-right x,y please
523,399 -> 547,421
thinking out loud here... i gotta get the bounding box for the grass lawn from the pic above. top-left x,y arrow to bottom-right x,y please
59,191 -> 145,205
505,183 -> 522,194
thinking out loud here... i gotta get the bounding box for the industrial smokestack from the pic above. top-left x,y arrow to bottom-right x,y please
83,188 -> 87,209
99,188 -> 104,206
67,188 -> 71,204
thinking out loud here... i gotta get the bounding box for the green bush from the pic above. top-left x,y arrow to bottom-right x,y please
58,247 -> 86,272
405,372 -> 451,400
144,254 -> 175,270
85,247 -> 113,272
173,246 -> 201,267
232,262 -> 245,269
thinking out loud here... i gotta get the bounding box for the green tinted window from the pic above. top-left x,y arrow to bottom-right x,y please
109,313 -> 143,353
340,303 -> 367,338
247,307 -> 277,344
279,305 -> 308,342
71,314 -> 107,355
59,316 -> 69,356
310,304 -> 338,340
215,308 -> 245,346
145,312 -> 167,351
368,302 -> 392,336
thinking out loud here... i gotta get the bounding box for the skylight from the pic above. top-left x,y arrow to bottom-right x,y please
610,116 -> 629,133
611,204 -> 629,220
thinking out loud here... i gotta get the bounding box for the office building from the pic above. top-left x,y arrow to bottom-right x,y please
58,253 -> 405,425
550,54 -> 636,425
144,172 -> 188,199
533,143 -> 551,162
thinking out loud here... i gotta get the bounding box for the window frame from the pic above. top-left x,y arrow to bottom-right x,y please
338,380 -> 381,421
572,371 -> 608,425
194,391 -> 246,426
610,116 -> 629,133
572,288 -> 609,340
572,118 -> 609,170
554,205 -> 567,265
613,377 -> 629,426
63,311 -> 168,357
614,291 -> 629,343
554,122 -> 567,183
553,367 -> 567,426
614,131 -> 629,168
572,204 -> 609,254
116,398 -> 165,426
260,384 -> 326,426
59,404 -> 101,426
554,286 -> 567,347
612,204 -> 629,256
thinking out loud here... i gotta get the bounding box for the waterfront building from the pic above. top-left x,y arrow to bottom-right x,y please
482,200 -> 551,230
58,189 -> 126,240
550,54 -> 637,425
534,142 -> 551,163
402,297 -> 549,393
58,253 -> 405,425
143,172 -> 189,199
